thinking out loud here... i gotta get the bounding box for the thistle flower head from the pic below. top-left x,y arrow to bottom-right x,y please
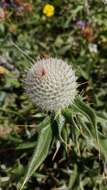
24,58 -> 77,112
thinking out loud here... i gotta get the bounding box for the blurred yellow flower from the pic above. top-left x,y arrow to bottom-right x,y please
43,4 -> 55,17
9,24 -> 17,33
0,66 -> 8,75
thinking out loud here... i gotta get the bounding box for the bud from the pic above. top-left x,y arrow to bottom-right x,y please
24,58 -> 77,112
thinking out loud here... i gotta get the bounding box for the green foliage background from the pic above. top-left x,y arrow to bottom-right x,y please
0,0 -> 107,190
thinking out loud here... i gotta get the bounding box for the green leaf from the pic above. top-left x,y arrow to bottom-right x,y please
56,112 -> 67,146
74,96 -> 97,129
62,108 -> 74,123
16,142 -> 37,150
74,96 -> 100,144
19,123 -> 52,190
98,138 -> 107,161
74,96 -> 107,157
76,115 -> 93,138
68,165 -> 77,190
37,116 -> 50,131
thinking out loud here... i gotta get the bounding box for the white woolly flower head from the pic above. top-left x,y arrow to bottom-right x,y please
24,58 -> 77,112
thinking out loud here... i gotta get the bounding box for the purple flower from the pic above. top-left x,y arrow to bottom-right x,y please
0,1 -> 18,9
76,20 -> 86,29
0,2 -> 9,8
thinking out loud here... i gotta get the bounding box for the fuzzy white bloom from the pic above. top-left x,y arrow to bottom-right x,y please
24,58 -> 77,112
88,43 -> 98,54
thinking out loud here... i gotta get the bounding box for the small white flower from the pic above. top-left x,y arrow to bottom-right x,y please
0,8 -> 5,20
24,58 -> 77,112
103,0 -> 107,4
88,43 -> 98,53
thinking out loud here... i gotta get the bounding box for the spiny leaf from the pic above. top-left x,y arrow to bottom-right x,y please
56,112 -> 67,146
74,96 -> 100,148
74,96 -> 97,128
18,123 -> 52,190
37,116 -> 50,131
74,97 -> 107,159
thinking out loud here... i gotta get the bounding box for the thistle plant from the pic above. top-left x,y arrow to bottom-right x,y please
18,57 -> 107,190
24,58 -> 77,112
